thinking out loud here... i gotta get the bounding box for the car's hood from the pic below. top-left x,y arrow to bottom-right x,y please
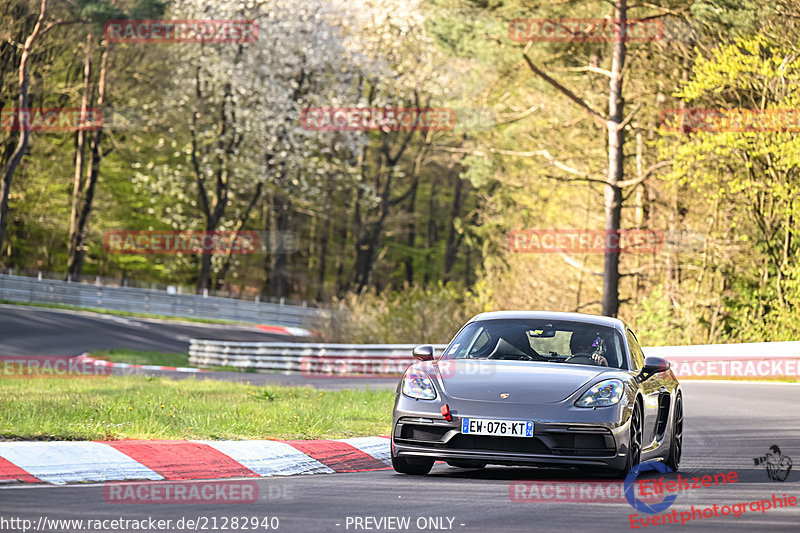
431,360 -> 614,404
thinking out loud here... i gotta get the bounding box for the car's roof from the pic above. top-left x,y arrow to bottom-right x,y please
467,310 -> 627,331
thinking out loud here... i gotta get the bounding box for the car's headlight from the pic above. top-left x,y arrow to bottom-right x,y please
402,368 -> 437,400
575,379 -> 624,407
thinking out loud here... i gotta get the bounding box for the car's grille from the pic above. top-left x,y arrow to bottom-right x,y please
396,422 -> 616,457
539,431 -> 615,456
399,424 -> 451,442
446,434 -> 551,454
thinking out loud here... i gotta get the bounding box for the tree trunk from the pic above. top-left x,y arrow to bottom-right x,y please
197,241 -> 214,293
423,174 -> 439,285
0,0 -> 49,258
316,179 -> 334,301
192,76 -> 235,293
68,42 -> 108,280
404,178 -> 418,284
66,33 -> 92,280
442,175 -> 464,283
402,131 -> 431,284
333,186 -> 349,297
600,0 -> 628,317
213,181 -> 262,291
267,191 -> 291,298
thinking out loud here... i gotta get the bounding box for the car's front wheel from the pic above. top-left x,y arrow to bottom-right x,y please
392,454 -> 434,475
665,394 -> 682,472
614,400 -> 643,478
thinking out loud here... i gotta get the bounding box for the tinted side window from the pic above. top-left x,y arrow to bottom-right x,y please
626,329 -> 645,370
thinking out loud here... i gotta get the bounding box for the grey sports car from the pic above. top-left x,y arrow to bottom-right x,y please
391,311 -> 682,477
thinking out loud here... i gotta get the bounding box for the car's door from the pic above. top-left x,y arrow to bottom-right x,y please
626,329 -> 660,447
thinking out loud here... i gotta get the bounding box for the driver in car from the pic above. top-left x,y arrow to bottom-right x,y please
569,331 -> 609,367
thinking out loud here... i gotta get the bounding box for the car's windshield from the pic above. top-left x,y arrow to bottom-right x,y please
442,319 -> 627,369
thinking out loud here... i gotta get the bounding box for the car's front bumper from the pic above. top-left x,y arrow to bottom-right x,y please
392,416 -> 629,469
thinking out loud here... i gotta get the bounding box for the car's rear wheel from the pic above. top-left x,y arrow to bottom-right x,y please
392,454 -> 434,475
665,394 -> 683,472
615,400 -> 643,478
446,460 -> 486,469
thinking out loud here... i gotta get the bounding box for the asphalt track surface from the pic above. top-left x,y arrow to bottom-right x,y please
0,304 -> 290,355
0,303 -> 396,389
1,381 -> 798,533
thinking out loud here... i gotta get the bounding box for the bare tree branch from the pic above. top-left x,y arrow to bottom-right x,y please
618,101 -> 642,131
616,160 -> 672,188
562,65 -> 613,78
559,253 -> 604,276
522,53 -> 608,128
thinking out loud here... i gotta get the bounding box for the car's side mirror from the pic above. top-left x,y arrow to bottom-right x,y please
639,356 -> 670,381
412,344 -> 435,362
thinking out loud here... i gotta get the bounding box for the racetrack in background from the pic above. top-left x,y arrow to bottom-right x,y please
0,304 -> 297,355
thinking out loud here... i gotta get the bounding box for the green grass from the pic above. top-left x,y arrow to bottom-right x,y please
0,375 -> 394,441
96,349 -> 191,367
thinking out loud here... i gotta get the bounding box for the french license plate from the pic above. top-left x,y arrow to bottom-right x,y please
461,418 -> 533,438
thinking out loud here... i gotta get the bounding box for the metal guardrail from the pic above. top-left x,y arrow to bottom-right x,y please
189,340 -> 448,374
189,339 -> 800,378
0,273 -> 324,327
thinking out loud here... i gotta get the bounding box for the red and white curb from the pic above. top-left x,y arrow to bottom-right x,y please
256,324 -> 314,337
76,354 -> 206,373
0,437 -> 391,485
